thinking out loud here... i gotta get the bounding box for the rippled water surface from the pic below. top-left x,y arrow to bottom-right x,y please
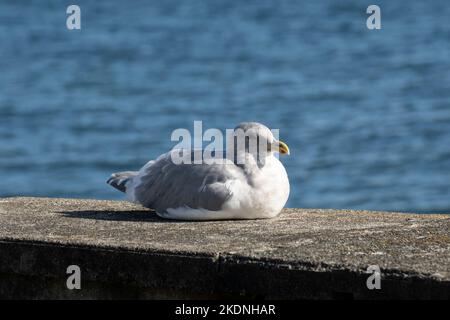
1,0 -> 449,212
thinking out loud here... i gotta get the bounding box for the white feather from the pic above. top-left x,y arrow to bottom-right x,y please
157,156 -> 289,220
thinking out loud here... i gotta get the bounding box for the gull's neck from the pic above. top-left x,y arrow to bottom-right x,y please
232,151 -> 274,175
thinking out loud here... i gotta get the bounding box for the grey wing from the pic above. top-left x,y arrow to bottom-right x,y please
133,151 -> 238,213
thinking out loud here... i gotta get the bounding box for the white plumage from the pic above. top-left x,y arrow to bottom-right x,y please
108,122 -> 290,220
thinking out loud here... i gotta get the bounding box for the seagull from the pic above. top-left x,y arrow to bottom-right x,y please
107,122 -> 290,220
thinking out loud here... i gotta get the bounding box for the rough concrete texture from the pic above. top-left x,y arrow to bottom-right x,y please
0,197 -> 449,299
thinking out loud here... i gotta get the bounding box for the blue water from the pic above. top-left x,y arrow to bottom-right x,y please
1,0 -> 450,213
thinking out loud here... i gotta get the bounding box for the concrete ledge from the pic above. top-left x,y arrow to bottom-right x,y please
0,197 -> 449,299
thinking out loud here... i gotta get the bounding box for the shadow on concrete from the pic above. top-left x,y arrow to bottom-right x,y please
60,210 -> 248,223
59,210 -> 186,223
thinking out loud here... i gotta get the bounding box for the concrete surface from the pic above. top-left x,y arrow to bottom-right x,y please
0,197 -> 449,299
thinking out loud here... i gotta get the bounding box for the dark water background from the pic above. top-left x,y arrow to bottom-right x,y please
1,0 -> 449,213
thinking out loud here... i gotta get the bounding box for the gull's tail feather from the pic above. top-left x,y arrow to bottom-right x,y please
107,171 -> 138,193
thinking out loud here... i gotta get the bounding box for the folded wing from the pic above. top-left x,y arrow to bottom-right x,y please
131,151 -> 242,214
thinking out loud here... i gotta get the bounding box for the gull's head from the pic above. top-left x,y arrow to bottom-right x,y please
232,122 -> 290,158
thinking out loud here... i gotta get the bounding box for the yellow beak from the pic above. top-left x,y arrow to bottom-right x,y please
277,140 -> 290,155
